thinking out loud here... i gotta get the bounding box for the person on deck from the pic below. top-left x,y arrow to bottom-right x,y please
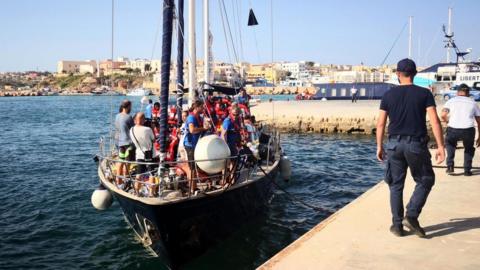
130,112 -> 156,196
144,99 -> 153,127
376,58 -> 445,238
243,115 -> 258,143
441,83 -> 480,176
221,106 -> 242,156
237,88 -> 251,106
184,100 -> 209,161
178,110 -> 189,160
152,102 -> 160,122
114,100 -> 134,186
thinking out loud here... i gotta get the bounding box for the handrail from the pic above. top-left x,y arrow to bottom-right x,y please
99,152 -> 261,199
97,153 -> 252,166
98,126 -> 282,200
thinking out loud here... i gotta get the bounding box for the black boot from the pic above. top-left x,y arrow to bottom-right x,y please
402,217 -> 426,238
389,224 -> 405,237
465,170 -> 472,176
446,165 -> 454,174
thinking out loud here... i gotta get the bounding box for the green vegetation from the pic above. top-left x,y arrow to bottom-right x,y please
55,74 -> 88,89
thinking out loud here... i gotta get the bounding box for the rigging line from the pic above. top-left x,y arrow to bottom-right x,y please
235,0 -> 244,61
220,0 -> 239,63
218,0 -> 233,64
258,166 -> 333,214
380,21 -> 408,66
270,0 -> 273,63
246,0 -> 260,63
270,0 -> 275,87
172,1 -> 198,93
109,0 -> 115,150
150,7 -> 163,61
422,27 -> 442,66
230,0 -> 239,50
252,29 -> 262,63
231,0 -> 243,61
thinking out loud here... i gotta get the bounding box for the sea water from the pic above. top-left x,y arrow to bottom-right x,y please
0,96 -> 383,270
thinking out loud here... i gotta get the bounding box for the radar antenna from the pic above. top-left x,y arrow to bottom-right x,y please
442,24 -> 470,63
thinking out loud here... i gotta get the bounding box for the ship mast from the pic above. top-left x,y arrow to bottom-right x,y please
158,0 -> 175,163
446,7 -> 453,63
203,0 -> 210,88
188,0 -> 197,106
176,0 -> 185,125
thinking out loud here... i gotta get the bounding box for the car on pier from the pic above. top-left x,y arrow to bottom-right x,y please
442,82 -> 480,101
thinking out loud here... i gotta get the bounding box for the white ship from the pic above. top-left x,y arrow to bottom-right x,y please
126,88 -> 152,96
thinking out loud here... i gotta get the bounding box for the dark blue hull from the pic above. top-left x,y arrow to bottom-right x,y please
313,82 -> 396,100
111,167 -> 278,268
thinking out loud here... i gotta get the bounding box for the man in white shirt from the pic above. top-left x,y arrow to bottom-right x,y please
130,112 -> 156,195
441,84 -> 480,176
351,86 -> 358,103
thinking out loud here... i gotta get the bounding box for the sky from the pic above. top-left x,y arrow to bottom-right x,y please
1,0 -> 480,72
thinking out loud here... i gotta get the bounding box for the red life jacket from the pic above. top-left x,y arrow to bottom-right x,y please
165,127 -> 179,161
238,103 -> 250,115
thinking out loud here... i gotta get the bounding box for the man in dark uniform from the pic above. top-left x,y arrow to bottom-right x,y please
376,58 -> 445,237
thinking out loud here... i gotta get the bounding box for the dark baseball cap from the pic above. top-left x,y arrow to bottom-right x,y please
397,58 -> 417,73
458,83 -> 470,92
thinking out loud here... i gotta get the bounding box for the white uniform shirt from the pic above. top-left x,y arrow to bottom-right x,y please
443,96 -> 480,129
129,125 -> 155,160
351,87 -> 358,94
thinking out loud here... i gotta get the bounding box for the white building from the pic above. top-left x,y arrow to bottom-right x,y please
57,60 -> 97,74
333,71 -> 365,83
279,62 -> 306,79
333,70 -> 387,83
79,64 -> 96,74
214,62 -> 241,84
126,59 -> 161,74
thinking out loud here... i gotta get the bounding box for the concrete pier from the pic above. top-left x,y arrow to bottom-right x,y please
258,148 -> 480,270
251,100 -> 447,134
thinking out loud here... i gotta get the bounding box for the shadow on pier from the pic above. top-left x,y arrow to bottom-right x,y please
425,217 -> 480,238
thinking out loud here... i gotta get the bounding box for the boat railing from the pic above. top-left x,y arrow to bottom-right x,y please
97,129 -> 281,200
97,151 -> 265,200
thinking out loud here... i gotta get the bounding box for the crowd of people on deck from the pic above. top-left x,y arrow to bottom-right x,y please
113,89 -> 260,196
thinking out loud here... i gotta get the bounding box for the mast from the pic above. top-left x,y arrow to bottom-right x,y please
408,16 -> 413,59
159,0 -> 175,162
203,0 -> 210,88
447,7 -> 452,63
176,0 -> 185,125
188,0 -> 197,106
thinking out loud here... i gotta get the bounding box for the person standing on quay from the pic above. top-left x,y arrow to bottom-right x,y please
376,58 -> 445,238
441,84 -> 480,176
351,86 -> 358,103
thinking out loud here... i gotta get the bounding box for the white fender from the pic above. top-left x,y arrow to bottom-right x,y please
280,156 -> 292,181
91,188 -> 113,210
194,135 -> 231,174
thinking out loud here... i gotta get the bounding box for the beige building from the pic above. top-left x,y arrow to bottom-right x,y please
57,60 -> 97,74
127,59 -> 161,74
99,59 -> 126,75
246,64 -> 279,83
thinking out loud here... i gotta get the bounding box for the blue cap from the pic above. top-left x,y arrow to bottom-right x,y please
397,58 -> 417,73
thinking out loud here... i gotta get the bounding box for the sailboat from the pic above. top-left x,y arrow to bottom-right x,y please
92,0 -> 289,268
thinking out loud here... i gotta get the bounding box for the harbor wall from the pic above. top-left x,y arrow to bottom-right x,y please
245,86 -> 316,95
251,100 -> 443,135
